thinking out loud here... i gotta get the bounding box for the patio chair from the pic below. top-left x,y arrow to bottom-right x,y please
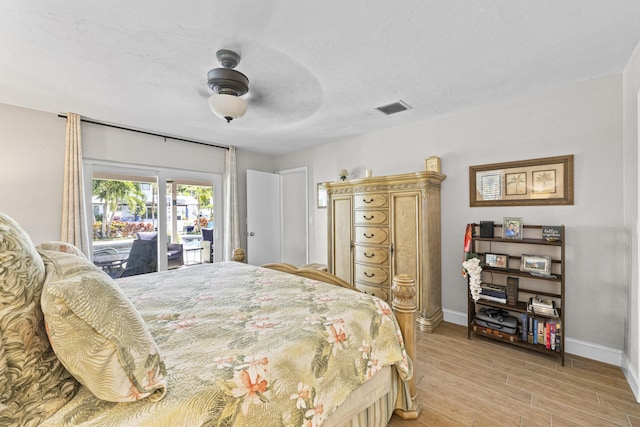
118,232 -> 184,276
118,238 -> 157,277
167,243 -> 184,269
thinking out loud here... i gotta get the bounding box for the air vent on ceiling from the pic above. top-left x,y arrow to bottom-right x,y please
376,100 -> 412,115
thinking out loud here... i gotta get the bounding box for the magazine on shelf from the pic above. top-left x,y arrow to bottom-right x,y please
480,284 -> 507,298
478,294 -> 507,304
527,296 -> 559,317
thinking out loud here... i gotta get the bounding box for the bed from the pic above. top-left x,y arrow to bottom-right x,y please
0,213 -> 419,427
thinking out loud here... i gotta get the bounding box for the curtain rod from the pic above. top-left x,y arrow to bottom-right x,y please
57,114 -> 229,150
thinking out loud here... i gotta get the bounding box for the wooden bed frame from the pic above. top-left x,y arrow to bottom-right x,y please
261,263 -> 422,420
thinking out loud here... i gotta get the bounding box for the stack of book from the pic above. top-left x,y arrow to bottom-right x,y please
527,295 -> 559,317
520,313 -> 562,352
479,284 -> 507,304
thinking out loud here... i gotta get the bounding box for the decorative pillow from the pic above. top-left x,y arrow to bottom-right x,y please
0,213 -> 78,426
37,241 -> 87,259
39,248 -> 167,402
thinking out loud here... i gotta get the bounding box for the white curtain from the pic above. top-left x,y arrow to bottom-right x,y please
61,113 -> 90,256
223,146 -> 240,260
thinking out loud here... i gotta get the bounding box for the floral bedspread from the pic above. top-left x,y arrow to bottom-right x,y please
41,262 -> 411,427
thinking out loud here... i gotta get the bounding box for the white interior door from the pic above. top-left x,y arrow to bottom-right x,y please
246,170 -> 281,265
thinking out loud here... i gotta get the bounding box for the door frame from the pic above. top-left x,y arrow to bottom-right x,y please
277,166 -> 309,265
245,166 -> 308,265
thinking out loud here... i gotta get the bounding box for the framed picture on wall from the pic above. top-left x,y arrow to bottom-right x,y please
317,183 -> 328,209
469,155 -> 574,207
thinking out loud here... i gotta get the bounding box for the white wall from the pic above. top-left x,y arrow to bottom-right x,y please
0,104 -> 66,243
82,121 -> 226,173
622,40 -> 640,398
276,74 -> 627,359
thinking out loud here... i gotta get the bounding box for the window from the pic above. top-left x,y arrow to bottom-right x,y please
86,162 -> 222,277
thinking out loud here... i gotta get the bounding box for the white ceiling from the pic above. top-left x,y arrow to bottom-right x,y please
1,1 -> 639,156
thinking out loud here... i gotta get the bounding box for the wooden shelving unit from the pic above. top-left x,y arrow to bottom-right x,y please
467,223 -> 565,365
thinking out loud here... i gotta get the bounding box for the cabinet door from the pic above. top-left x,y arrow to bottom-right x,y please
329,195 -> 353,283
390,191 -> 420,290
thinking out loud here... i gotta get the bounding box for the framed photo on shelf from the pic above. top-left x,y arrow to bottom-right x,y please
521,254 -> 552,276
502,217 -> 523,239
469,154 -> 574,207
485,253 -> 509,269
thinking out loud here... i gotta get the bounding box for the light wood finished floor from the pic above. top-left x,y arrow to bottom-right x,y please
388,322 -> 640,426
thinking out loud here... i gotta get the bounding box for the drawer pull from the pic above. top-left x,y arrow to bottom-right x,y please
362,198 -> 374,204
364,252 -> 375,258
363,233 -> 374,238
363,214 -> 374,220
364,272 -> 375,278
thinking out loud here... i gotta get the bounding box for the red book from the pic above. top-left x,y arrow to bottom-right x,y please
545,322 -> 551,349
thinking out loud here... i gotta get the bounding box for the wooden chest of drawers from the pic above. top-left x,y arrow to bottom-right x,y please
354,193 -> 391,300
325,171 -> 446,332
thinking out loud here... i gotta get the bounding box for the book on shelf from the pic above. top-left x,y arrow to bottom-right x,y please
480,284 -> 507,298
528,317 -> 534,343
506,276 -> 519,306
478,294 -> 507,304
537,319 -> 544,344
544,322 -> 550,349
520,313 -> 528,341
479,284 -> 507,303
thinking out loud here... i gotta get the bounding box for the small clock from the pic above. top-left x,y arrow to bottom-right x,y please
425,156 -> 441,173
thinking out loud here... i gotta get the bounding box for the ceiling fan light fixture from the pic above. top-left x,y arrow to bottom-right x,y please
208,93 -> 247,123
206,49 -> 250,123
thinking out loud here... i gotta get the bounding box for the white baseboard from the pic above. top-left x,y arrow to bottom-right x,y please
622,353 -> 640,402
443,308 -> 467,327
442,308 -> 623,367
565,337 -> 622,366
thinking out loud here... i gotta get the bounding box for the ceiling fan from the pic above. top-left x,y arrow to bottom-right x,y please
206,49 -> 249,123
200,45 -> 323,127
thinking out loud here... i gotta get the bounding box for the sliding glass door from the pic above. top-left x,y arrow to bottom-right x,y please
85,162 -> 222,277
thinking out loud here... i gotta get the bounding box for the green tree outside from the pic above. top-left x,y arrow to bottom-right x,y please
177,185 -> 213,231
93,180 -> 147,238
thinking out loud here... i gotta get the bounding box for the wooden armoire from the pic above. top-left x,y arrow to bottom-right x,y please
325,171 -> 446,332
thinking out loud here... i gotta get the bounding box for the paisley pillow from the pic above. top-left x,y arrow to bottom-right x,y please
39,248 -> 167,402
0,213 -> 78,426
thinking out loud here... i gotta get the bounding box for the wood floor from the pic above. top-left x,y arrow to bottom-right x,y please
388,322 -> 640,427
